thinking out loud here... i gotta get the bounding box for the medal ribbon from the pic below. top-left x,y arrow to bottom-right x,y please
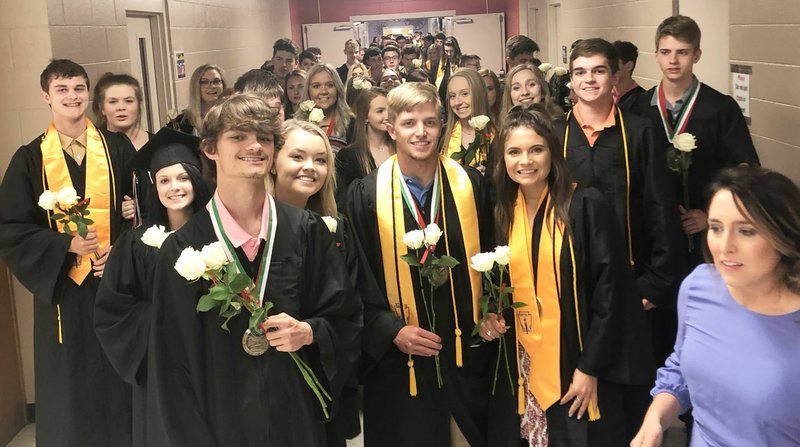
656,78 -> 700,143
207,194 -> 277,306
397,163 -> 441,264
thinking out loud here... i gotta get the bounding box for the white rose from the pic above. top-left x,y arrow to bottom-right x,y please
167,108 -> 179,120
321,216 -> 338,233
38,190 -> 58,210
308,108 -> 325,124
538,62 -> 553,73
56,186 -> 79,207
673,132 -> 697,153
352,77 -> 365,90
553,66 -> 568,76
493,245 -> 511,266
468,115 -> 490,131
300,100 -> 316,112
470,252 -> 496,272
402,229 -> 425,250
140,225 -> 173,249
412,58 -> 422,68
423,223 -> 443,247
174,247 -> 208,281
200,241 -> 229,271
566,82 -> 572,90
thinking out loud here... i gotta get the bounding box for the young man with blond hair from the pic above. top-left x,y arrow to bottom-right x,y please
337,38 -> 361,82
348,82 -> 490,447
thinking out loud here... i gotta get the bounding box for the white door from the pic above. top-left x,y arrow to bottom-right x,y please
127,15 -> 162,132
303,22 -> 358,67
450,13 -> 506,74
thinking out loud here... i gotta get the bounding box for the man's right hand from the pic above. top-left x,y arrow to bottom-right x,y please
393,325 -> 442,357
69,228 -> 98,255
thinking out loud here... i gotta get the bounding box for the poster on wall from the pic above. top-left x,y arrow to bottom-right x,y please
175,51 -> 186,79
730,64 -> 751,124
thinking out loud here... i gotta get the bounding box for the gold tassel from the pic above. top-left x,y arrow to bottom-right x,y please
56,304 -> 63,344
454,328 -> 463,367
517,376 -> 525,415
588,400 -> 601,421
408,357 -> 417,396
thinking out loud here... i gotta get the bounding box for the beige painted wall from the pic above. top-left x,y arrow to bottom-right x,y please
730,0 -> 800,182
4,0 -> 291,405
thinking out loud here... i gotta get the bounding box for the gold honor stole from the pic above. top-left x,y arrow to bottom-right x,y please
444,121 -> 487,168
40,119 -> 114,285
376,155 -> 481,396
508,187 -> 600,420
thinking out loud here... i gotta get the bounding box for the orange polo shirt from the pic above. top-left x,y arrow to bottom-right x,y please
572,105 -> 617,147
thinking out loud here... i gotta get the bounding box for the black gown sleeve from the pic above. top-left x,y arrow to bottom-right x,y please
718,94 -> 760,166
345,177 -> 407,372
0,144 -> 77,304
94,228 -> 156,385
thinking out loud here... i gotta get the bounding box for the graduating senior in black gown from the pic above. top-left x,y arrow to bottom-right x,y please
94,128 -> 212,447
347,82 -> 491,447
149,93 -> 362,446
482,105 -> 648,446
554,39 -> 679,442
0,59 -> 135,446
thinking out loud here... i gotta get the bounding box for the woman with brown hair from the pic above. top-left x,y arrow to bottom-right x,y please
499,63 -> 563,122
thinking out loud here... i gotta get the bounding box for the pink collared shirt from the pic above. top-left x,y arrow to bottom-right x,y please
213,191 -> 271,261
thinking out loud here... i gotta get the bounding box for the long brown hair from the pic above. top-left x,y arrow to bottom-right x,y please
706,166 -> 800,293
493,104 -> 572,244
92,72 -> 144,130
346,87 -> 394,176
499,63 -> 562,123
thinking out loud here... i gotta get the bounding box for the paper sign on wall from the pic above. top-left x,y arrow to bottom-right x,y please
175,51 -> 186,79
730,64 -> 752,123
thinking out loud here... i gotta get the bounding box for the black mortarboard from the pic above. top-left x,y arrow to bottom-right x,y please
133,127 -> 202,174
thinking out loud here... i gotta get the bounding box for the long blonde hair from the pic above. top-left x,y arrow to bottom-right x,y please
272,119 -> 338,217
186,64 -> 227,133
499,63 -> 562,122
294,64 -> 352,139
440,68 -> 495,152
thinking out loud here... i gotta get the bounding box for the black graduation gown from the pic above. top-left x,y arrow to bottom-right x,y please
94,225 -> 167,447
488,187 -> 648,447
150,201 -> 362,446
0,129 -> 135,446
164,112 -> 195,135
347,164 -> 492,447
334,145 -> 375,214
617,85 -> 646,113
633,83 -> 761,268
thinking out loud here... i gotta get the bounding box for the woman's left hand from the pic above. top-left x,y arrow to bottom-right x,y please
92,245 -> 112,277
559,369 -> 598,419
121,195 -> 135,221
264,313 -> 314,352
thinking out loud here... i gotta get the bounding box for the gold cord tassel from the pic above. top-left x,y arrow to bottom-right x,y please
517,376 -> 525,415
56,304 -> 63,344
408,357 -> 417,396
454,328 -> 463,367
588,401 -> 601,421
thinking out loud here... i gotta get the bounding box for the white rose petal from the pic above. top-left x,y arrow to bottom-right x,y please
538,63 -> 553,73
56,186 -> 79,207
470,252 -> 496,272
493,245 -> 511,266
300,100 -> 316,112
167,108 -> 179,120
553,66 -> 568,76
38,190 -> 59,210
673,132 -> 697,153
566,82 -> 572,90
352,77 -> 365,90
468,115 -> 490,131
308,108 -> 325,124
321,216 -> 338,233
423,223 -> 443,247
412,58 -> 422,68
141,225 -> 173,249
200,242 -> 229,271
402,229 -> 425,250
174,247 -> 208,281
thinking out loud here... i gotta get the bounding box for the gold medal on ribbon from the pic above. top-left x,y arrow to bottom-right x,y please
241,329 -> 269,356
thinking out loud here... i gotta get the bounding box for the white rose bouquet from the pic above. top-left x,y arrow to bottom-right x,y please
140,225 -> 173,249
38,186 -> 94,238
451,115 -> 494,168
470,245 -> 525,395
399,223 -> 460,387
174,241 -> 332,418
666,132 -> 698,251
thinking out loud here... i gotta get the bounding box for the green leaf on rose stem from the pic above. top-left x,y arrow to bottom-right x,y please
509,302 -> 527,309
436,255 -> 460,268
68,213 -> 81,223
76,221 -> 88,239
206,287 -> 232,302
262,301 -> 274,315
50,213 -> 65,220
197,294 -> 218,312
229,272 -> 253,294
400,253 -> 422,267
83,218 -> 94,225
221,315 -> 234,331
249,307 -> 266,331
450,150 -> 464,161
463,148 -> 476,165
230,301 -> 242,310
666,149 -> 682,173
220,307 -> 240,319
471,318 -> 483,336
62,222 -> 72,235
